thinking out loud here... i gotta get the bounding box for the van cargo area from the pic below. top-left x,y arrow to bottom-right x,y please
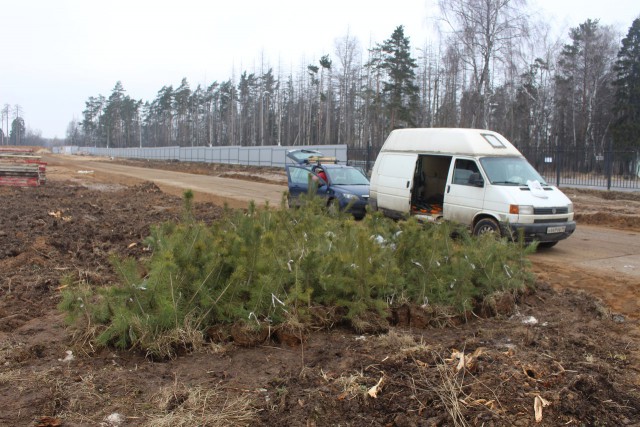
410,155 -> 451,221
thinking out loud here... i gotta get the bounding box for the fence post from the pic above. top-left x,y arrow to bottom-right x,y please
606,138 -> 613,190
555,145 -> 561,187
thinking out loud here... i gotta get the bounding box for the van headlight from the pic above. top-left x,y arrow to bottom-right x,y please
567,203 -> 573,213
509,205 -> 533,215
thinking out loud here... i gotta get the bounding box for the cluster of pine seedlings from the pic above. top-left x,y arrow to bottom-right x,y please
59,191 -> 535,357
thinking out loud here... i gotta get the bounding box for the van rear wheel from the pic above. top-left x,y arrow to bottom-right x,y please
473,218 -> 500,237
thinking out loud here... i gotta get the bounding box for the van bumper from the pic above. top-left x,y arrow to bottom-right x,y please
501,221 -> 576,243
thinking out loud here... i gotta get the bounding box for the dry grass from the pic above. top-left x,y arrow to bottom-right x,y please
376,329 -> 417,348
59,373 -> 106,414
430,305 -> 464,327
145,323 -> 206,359
145,383 -> 257,427
206,342 -> 231,355
0,367 -> 25,385
334,370 -> 369,399
417,352 -> 470,427
0,339 -> 19,364
0,366 -> 75,419
376,329 -> 432,360
0,364 -> 59,392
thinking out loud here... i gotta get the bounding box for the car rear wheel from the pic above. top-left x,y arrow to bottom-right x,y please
473,218 -> 500,237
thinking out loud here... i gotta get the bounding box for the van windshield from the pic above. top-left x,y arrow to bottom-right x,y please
479,157 -> 547,186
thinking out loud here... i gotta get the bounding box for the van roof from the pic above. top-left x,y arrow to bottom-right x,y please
380,128 -> 522,156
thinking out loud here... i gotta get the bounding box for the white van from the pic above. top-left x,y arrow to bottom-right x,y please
369,128 -> 576,247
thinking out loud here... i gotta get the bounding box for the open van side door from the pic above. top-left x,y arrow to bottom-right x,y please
443,158 -> 486,225
375,153 -> 419,217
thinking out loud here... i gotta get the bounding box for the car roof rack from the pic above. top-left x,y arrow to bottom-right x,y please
309,156 -> 338,165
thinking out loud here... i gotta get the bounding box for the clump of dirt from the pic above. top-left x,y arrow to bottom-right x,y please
1,178 -> 639,426
574,211 -> 640,230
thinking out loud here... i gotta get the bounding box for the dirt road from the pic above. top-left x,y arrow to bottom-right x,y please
44,153 -> 640,317
532,225 -> 640,279
44,154 -> 287,209
531,226 -> 640,317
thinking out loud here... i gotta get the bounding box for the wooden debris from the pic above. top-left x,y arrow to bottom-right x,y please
0,147 -> 47,186
534,394 -> 551,422
367,375 -> 384,398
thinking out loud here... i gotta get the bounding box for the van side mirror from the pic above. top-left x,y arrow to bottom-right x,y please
468,172 -> 484,187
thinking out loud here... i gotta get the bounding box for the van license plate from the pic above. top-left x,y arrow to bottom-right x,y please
546,226 -> 566,234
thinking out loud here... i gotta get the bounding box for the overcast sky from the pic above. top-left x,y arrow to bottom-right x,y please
1,0 -> 638,139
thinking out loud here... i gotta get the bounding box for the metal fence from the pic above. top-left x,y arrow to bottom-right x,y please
54,143 -> 639,191
55,145 -> 348,168
347,146 -> 640,191
520,146 -> 640,190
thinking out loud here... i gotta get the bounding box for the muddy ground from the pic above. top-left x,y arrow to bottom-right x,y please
1,159 -> 639,426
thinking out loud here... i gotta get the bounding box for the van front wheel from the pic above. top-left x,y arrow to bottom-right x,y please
473,218 -> 500,237
537,241 -> 558,249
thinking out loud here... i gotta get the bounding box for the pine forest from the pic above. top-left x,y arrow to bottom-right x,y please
60,2 -> 640,155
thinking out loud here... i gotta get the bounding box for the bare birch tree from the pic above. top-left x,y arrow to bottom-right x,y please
555,19 -> 618,158
438,0 -> 529,127
335,32 -> 361,145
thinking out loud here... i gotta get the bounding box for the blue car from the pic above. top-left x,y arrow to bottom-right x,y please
285,150 -> 370,219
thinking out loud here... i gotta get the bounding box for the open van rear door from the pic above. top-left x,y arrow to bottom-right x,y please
374,153 -> 418,217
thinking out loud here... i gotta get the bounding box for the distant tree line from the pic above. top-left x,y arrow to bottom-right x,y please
66,2 -> 640,156
0,104 -> 49,147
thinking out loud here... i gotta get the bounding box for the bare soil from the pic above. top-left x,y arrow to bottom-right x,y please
567,187 -> 640,233
112,157 -> 289,186
1,158 -> 639,426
